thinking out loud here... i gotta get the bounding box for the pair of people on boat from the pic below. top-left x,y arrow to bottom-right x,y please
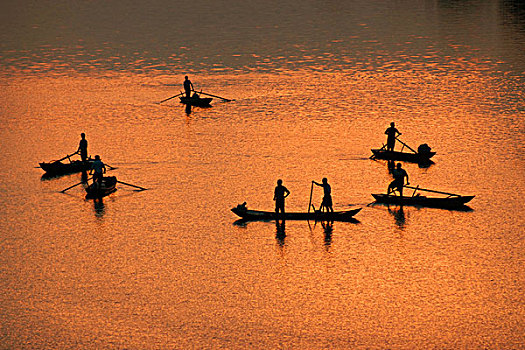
273,178 -> 333,214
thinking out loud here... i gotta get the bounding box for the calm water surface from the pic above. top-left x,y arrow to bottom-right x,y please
0,1 -> 524,348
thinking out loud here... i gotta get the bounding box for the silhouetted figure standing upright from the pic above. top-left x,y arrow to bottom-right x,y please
313,178 -> 333,212
273,179 -> 290,215
388,163 -> 409,197
77,133 -> 88,162
385,122 -> 401,152
183,76 -> 194,98
90,155 -> 106,188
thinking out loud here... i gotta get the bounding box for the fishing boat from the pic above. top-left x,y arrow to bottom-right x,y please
85,176 -> 117,199
370,149 -> 435,163
179,95 -> 212,107
370,138 -> 435,163
40,159 -> 93,175
231,203 -> 361,221
372,185 -> 474,209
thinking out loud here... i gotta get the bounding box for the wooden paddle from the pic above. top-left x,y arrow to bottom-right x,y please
395,137 -> 418,154
116,180 -> 147,191
60,177 -> 92,193
404,185 -> 460,197
158,92 -> 183,104
308,181 -> 314,213
194,90 -> 233,102
52,151 -> 79,163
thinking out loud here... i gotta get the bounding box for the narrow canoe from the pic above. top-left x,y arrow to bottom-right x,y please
180,96 -> 212,107
372,193 -> 474,209
40,159 -> 94,175
85,176 -> 117,199
231,205 -> 361,221
370,149 -> 435,163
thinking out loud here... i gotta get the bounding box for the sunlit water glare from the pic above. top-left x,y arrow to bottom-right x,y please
0,0 -> 524,348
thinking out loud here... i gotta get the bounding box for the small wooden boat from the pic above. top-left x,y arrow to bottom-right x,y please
372,185 -> 474,209
370,149 -> 435,163
180,95 -> 212,107
231,203 -> 361,221
40,159 -> 93,175
371,138 -> 435,163
85,176 -> 117,199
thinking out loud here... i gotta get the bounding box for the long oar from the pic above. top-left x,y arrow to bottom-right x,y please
404,185 -> 460,197
395,137 -> 418,154
61,177 -> 92,193
159,92 -> 183,104
116,180 -> 147,191
308,181 -> 314,213
194,90 -> 233,102
51,151 -> 79,164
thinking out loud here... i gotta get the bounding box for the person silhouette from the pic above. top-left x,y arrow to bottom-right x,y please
77,133 -> 88,162
183,76 -> 194,98
90,155 -> 106,188
273,179 -> 290,215
388,163 -> 409,196
385,122 -> 401,152
313,178 -> 333,212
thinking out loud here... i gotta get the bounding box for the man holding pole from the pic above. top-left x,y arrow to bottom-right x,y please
388,163 -> 409,196
313,178 -> 333,213
385,122 -> 401,152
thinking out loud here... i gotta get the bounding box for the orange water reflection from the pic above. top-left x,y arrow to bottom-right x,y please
0,66 -> 523,348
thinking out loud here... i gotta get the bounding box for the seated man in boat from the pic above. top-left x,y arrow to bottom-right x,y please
388,163 -> 409,196
273,179 -> 290,215
183,76 -> 194,98
90,155 -> 106,188
77,133 -> 88,163
385,122 -> 401,152
313,178 -> 333,212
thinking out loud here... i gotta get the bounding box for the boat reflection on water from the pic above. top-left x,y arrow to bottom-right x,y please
93,197 -> 106,217
185,103 -> 192,115
388,205 -> 406,230
321,221 -> 333,248
386,159 -> 433,173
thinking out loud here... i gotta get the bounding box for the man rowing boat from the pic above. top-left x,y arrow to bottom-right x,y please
385,122 -> 401,152
183,76 -> 194,98
388,163 -> 409,196
90,155 -> 106,188
313,178 -> 333,212
273,179 -> 290,215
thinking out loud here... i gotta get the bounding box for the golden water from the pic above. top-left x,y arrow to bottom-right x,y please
0,1 -> 523,348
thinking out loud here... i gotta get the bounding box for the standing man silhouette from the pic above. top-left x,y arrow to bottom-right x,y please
77,133 -> 88,163
313,178 -> 333,212
273,179 -> 290,216
385,122 -> 401,152
388,163 -> 409,197
90,155 -> 106,188
183,76 -> 194,98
